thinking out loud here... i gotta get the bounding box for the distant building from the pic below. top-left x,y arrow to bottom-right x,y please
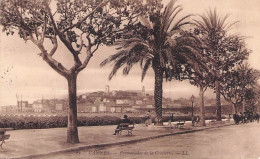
78,102 -> 92,113
92,106 -> 97,112
32,100 -> 44,113
1,105 -> 17,112
146,105 -> 153,109
142,86 -> 145,96
32,99 -> 50,113
17,101 -> 30,112
105,85 -> 110,93
23,104 -> 33,112
57,99 -> 66,112
98,103 -> 106,112
135,100 -> 143,105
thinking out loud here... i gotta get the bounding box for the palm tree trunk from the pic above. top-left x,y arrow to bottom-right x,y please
215,80 -> 221,121
66,74 -> 79,143
199,85 -> 206,126
153,66 -> 163,125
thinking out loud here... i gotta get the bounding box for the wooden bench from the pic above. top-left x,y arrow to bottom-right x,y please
210,120 -> 225,125
175,120 -> 185,129
0,128 -> 12,149
209,119 -> 217,125
115,123 -> 134,135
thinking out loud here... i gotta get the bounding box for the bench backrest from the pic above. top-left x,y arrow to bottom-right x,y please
0,130 -> 6,135
119,123 -> 130,127
0,134 -> 10,141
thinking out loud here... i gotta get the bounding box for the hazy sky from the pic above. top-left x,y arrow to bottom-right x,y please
1,0 -> 260,106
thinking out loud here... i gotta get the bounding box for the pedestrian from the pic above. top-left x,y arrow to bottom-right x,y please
196,116 -> 200,125
255,113 -> 260,123
113,115 -> 131,135
145,110 -> 152,126
170,113 -> 174,122
168,113 -> 174,126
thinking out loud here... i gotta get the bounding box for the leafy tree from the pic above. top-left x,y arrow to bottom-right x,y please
0,0 -> 143,143
244,83 -> 260,112
193,9 -> 249,120
187,53 -> 214,126
101,0 -> 211,124
221,63 -> 260,113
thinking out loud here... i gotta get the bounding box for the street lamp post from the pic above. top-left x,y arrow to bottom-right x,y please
190,95 -> 195,118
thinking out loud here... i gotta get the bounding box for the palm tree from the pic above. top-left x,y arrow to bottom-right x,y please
101,0 -> 209,124
193,9 -> 239,121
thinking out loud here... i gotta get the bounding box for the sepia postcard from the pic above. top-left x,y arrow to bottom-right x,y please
0,0 -> 260,158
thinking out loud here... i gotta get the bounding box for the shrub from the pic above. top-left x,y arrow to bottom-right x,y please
0,114 -> 224,130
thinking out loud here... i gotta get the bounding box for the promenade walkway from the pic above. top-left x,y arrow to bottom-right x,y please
0,119 -> 234,159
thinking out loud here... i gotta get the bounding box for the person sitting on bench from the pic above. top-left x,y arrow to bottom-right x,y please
113,115 -> 131,135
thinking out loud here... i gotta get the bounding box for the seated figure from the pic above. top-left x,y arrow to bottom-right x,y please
113,115 -> 131,135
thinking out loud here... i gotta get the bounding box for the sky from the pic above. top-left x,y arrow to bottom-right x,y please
1,0 -> 260,106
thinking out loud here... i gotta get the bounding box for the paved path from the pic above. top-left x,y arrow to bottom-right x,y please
46,122 -> 260,159
0,120 -> 233,159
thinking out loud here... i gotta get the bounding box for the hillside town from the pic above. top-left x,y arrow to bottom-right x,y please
1,85 -> 233,115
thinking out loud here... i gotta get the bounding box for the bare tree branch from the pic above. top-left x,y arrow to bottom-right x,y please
77,43 -> 100,73
39,14 -> 47,44
36,44 -> 69,77
49,36 -> 58,56
44,0 -> 76,54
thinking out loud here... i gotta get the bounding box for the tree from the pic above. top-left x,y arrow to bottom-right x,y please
221,63 -> 260,113
244,83 -> 260,112
187,54 -> 214,126
100,0 -> 211,124
193,9 -> 249,120
0,0 -> 142,143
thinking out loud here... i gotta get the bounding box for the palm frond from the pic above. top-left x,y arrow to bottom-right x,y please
166,36 -> 176,48
168,29 -> 183,37
166,5 -> 182,30
123,63 -> 133,75
165,5 -> 183,32
138,15 -> 153,29
162,0 -> 177,30
199,14 -> 212,30
170,14 -> 192,32
108,55 -> 129,80
218,14 -> 229,30
180,53 -> 203,77
193,19 -> 208,32
164,48 -> 175,64
100,50 -> 128,67
206,8 -> 217,28
170,21 -> 191,32
225,21 -> 239,31
141,59 -> 152,81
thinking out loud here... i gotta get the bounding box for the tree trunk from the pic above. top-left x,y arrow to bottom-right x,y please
242,95 -> 246,113
199,85 -> 206,126
233,103 -> 238,114
215,80 -> 221,121
66,74 -> 79,143
153,66 -> 163,125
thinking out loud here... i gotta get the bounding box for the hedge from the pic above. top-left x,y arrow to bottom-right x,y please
0,115 -> 223,130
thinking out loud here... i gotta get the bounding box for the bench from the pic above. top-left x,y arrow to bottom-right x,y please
209,119 -> 217,125
0,128 -> 12,149
209,120 -> 225,125
175,120 -> 185,129
115,123 -> 134,135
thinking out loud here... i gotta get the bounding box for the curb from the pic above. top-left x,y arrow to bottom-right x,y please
11,123 -> 235,159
